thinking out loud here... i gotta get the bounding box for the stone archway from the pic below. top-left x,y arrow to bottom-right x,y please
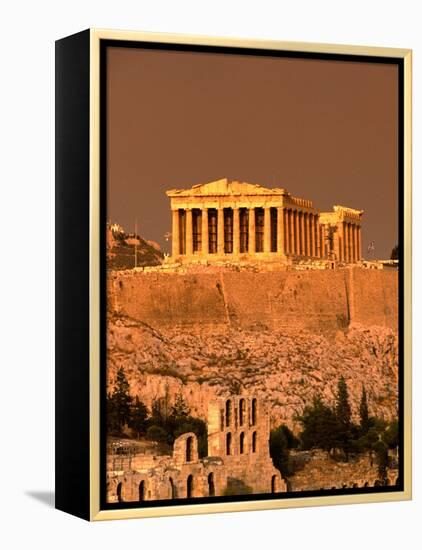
139,480 -> 145,501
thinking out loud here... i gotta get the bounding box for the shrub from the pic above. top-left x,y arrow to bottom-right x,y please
146,425 -> 168,443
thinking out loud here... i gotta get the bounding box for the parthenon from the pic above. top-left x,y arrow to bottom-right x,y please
166,178 -> 363,264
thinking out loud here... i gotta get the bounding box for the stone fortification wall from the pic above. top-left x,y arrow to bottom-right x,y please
108,267 -> 397,334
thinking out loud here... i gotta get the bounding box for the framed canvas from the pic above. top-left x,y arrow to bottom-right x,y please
55,29 -> 412,521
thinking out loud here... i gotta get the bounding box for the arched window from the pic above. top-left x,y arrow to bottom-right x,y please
139,480 -> 145,501
186,436 -> 193,462
252,431 -> 257,453
226,432 -> 232,455
225,399 -> 232,427
208,472 -> 215,496
239,398 -> 245,426
251,398 -> 257,425
169,477 -> 176,499
271,475 -> 277,493
117,482 -> 123,502
239,432 -> 245,454
187,475 -> 194,498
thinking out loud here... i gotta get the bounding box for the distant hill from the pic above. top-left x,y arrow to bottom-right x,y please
107,225 -> 164,270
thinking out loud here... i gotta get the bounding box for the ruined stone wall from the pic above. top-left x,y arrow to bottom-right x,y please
108,267 -> 398,334
208,397 -> 286,494
106,432 -> 228,503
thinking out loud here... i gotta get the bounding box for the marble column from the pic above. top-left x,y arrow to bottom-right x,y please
357,226 -> 362,261
284,210 -> 290,254
338,221 -> 344,262
333,227 -> 340,261
294,210 -> 300,256
300,211 -> 305,256
344,223 -> 348,262
317,223 -> 322,258
233,207 -> 240,255
289,210 -> 295,254
305,214 -> 311,257
186,209 -> 193,256
264,207 -> 271,253
354,224 -> 359,262
202,208 -> 209,256
277,207 -> 285,255
172,209 -> 180,256
347,223 -> 352,262
248,207 -> 256,254
314,216 -> 319,257
217,208 -> 225,254
308,214 -> 315,258
341,222 -> 346,262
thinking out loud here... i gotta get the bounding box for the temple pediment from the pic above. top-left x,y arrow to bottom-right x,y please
166,178 -> 285,197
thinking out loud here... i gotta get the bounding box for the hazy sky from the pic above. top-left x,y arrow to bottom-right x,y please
107,46 -> 399,259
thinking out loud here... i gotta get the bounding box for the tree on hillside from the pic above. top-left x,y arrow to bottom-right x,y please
335,376 -> 353,460
170,392 -> 190,421
278,424 -> 300,449
106,392 -> 119,434
108,367 -> 132,433
390,244 -> 399,260
373,440 -> 389,484
383,419 -> 399,450
151,397 -> 165,425
270,426 -> 291,475
359,385 -> 370,435
128,396 -> 148,439
298,395 -> 338,454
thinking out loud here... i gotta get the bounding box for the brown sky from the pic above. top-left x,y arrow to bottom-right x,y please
106,46 -> 399,259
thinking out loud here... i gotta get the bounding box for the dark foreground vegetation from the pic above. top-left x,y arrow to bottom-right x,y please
270,376 -> 399,484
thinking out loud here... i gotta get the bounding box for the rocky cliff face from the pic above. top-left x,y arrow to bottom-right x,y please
107,311 -> 398,432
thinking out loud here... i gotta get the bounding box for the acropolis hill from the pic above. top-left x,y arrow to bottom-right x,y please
107,268 -> 398,433
107,178 -> 398,436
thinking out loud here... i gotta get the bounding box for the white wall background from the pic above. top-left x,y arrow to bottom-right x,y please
0,1 -> 419,548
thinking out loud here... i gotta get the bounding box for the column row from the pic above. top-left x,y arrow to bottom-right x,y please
172,206 -> 288,257
338,222 -> 361,263
283,209 -> 322,258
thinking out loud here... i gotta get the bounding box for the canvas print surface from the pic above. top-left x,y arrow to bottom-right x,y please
104,44 -> 401,506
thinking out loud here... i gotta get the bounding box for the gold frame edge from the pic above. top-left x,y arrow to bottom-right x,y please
88,29 -> 412,521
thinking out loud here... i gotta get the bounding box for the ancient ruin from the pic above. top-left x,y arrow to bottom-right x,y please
107,396 -> 286,502
167,178 -> 363,263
